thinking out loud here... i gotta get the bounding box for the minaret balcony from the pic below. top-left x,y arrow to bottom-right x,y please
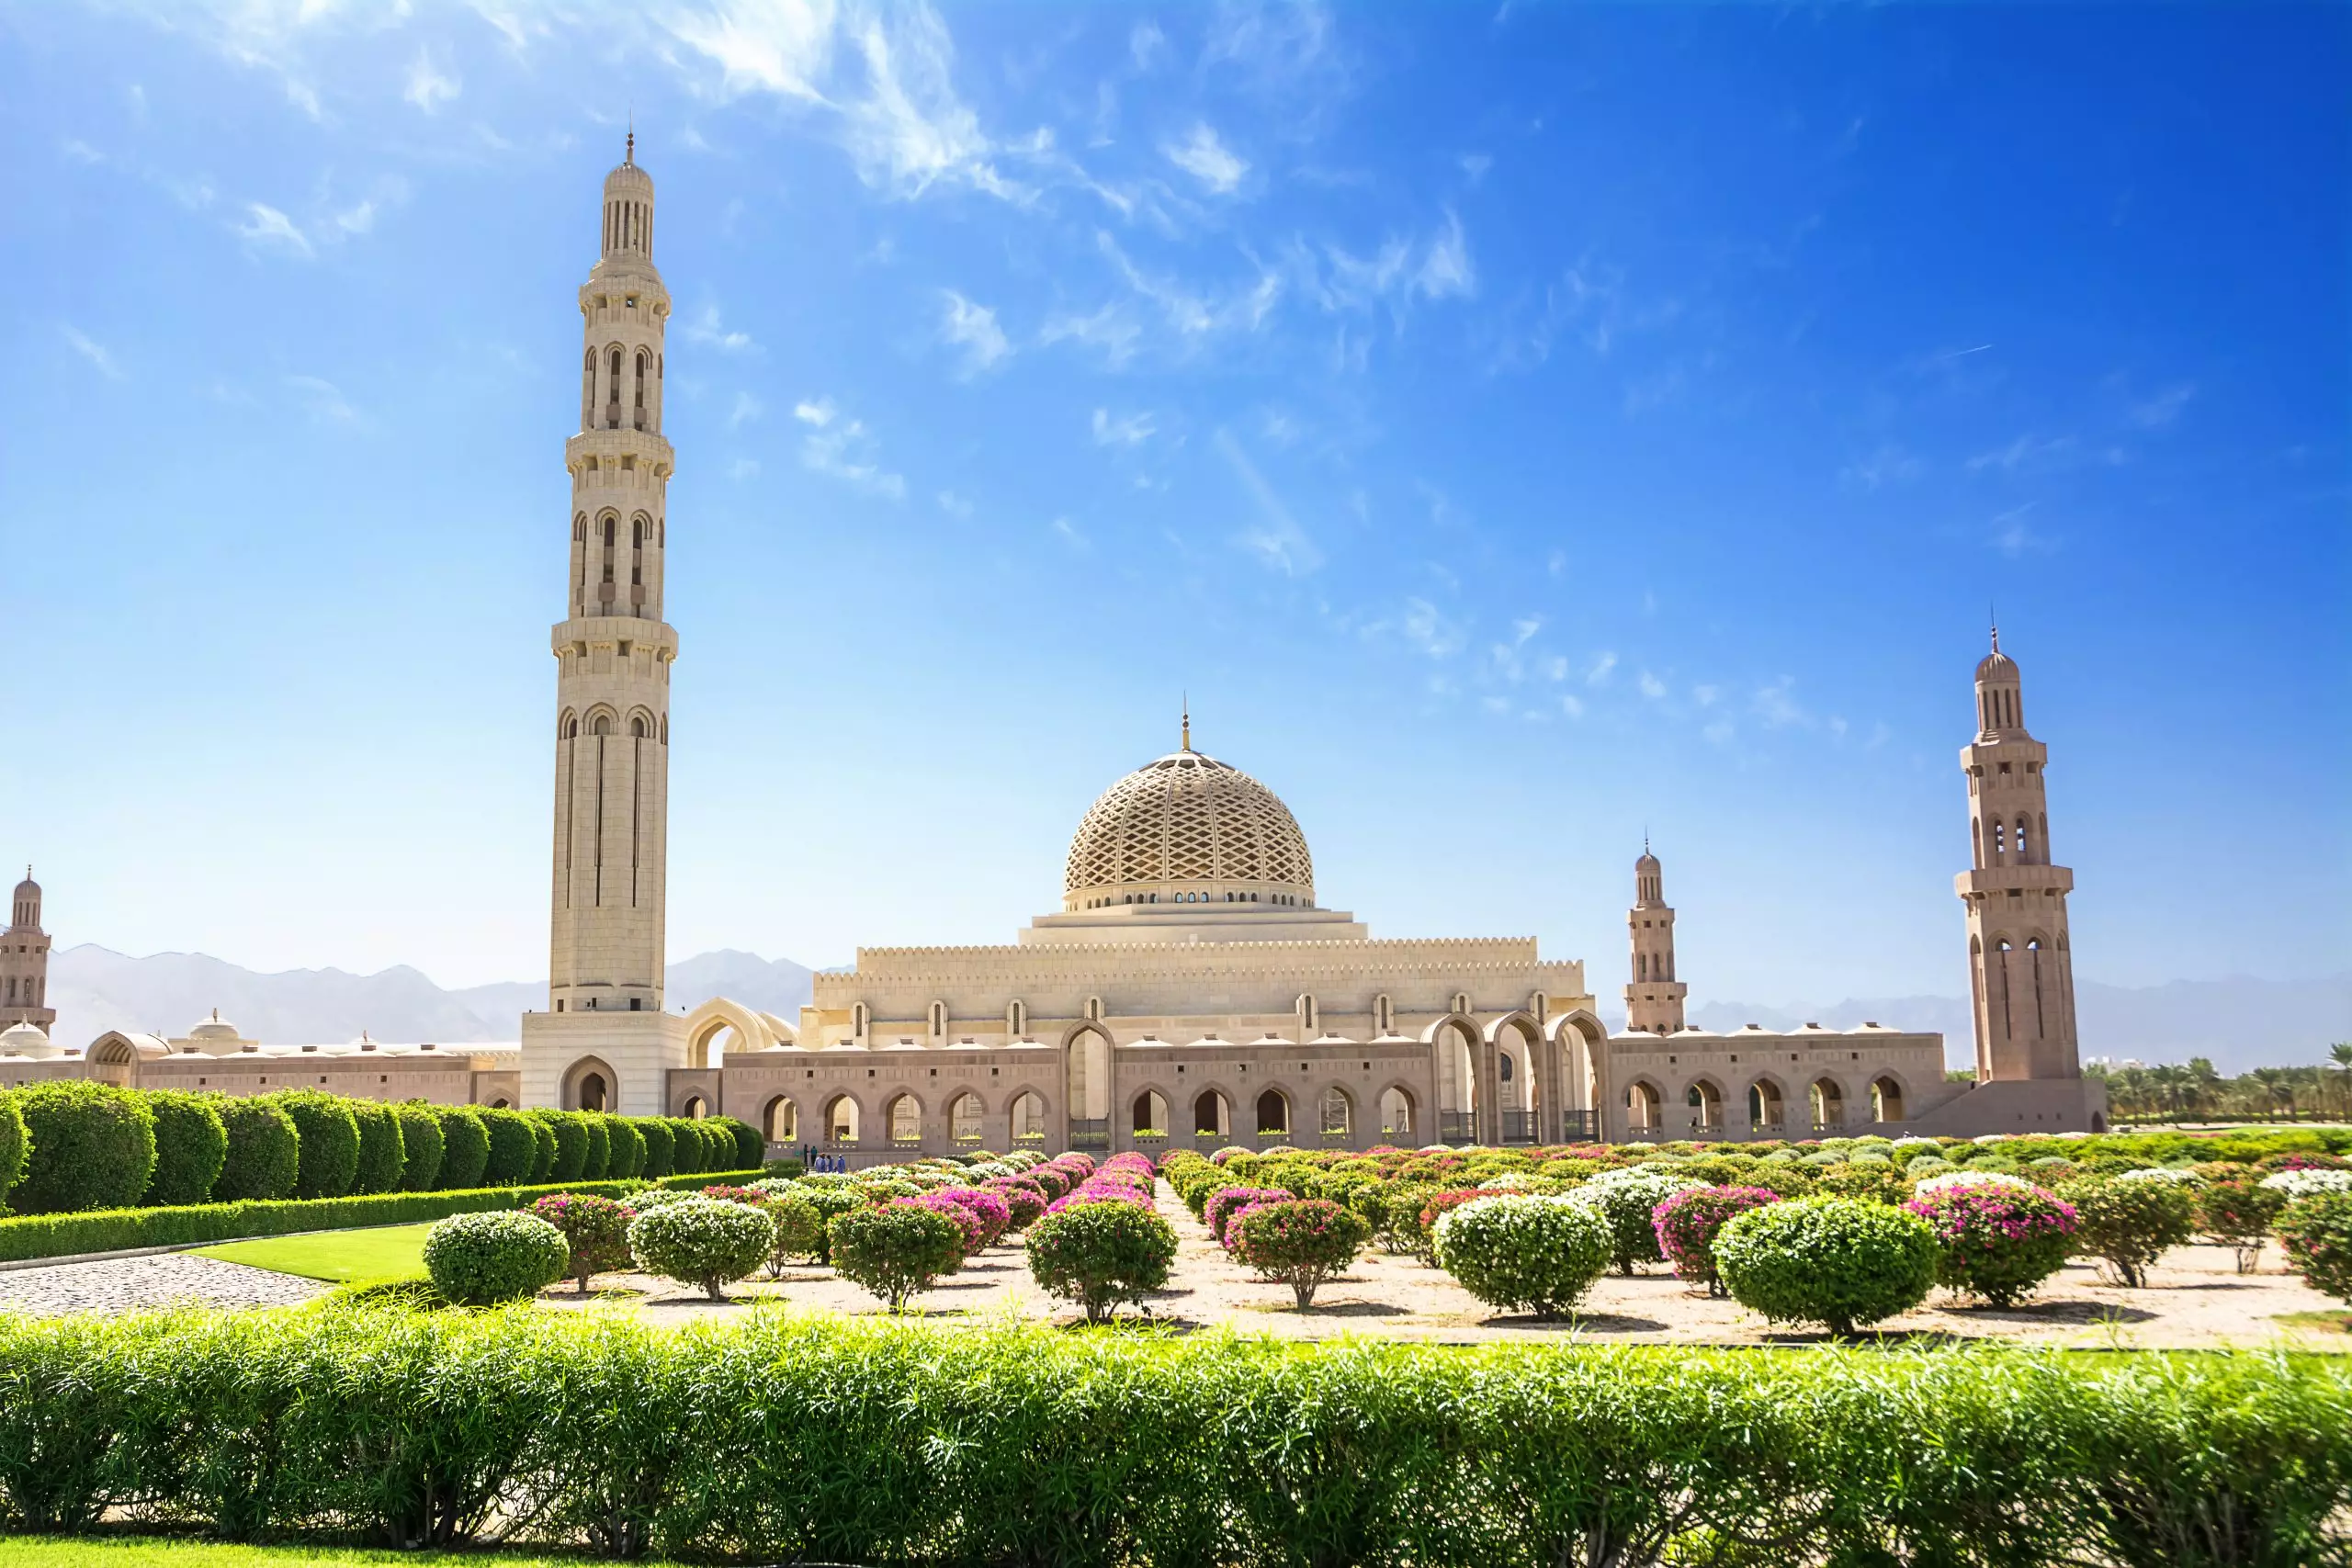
1953,863 -> 2074,902
567,428 -> 674,475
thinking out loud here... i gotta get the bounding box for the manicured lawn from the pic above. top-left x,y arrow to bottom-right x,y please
0,1540 -> 634,1566
192,1222 -> 435,1282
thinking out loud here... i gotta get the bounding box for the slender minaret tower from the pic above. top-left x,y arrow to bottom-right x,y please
1954,628 -> 2080,1080
1,869 -> 56,1038
522,139 -> 690,1114
1624,841 -> 1686,1034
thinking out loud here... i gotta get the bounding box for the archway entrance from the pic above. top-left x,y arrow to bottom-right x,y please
1255,1088 -> 1290,1139
1810,1078 -> 1845,1132
1133,1089 -> 1169,1135
1871,1077 -> 1905,1124
1377,1085 -> 1415,1140
1009,1091 -> 1047,1144
763,1096 -> 797,1142
1192,1089 -> 1230,1142
1626,1080 -> 1662,1135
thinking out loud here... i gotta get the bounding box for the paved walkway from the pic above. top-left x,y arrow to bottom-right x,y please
0,1253 -> 329,1317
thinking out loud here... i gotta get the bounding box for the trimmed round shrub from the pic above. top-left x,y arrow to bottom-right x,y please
267,1090 -> 359,1201
1025,1199 -> 1180,1323
1653,1186 -> 1782,1297
526,1117 -> 558,1181
423,1210 -> 570,1305
2195,1176 -> 2289,1274
665,1119 -> 707,1176
346,1100 -> 405,1195
797,1183 -> 871,1262
636,1117 -> 674,1179
933,1186 -> 1012,1247
832,1202 -> 967,1310
1231,1198 -> 1371,1310
477,1108 -> 538,1186
432,1106 -> 491,1190
983,1179 -> 1046,1231
1714,1197 -> 1939,1337
535,1111 -> 588,1182
1206,1186 -> 1293,1247
531,1192 -> 633,1293
619,1186 -> 695,1216
1814,1161 -> 1910,1205
8,1081 -> 157,1214
1574,1169 -> 1701,1274
2059,1175 -> 2195,1287
210,1095 -> 300,1201
714,1115 -> 764,1169
764,1192 -> 827,1272
578,1114 -> 611,1180
1905,1181 -> 2077,1306
141,1089 -> 228,1207
2277,1191 -> 2352,1310
392,1102 -> 445,1192
1434,1195 -> 1612,1319
628,1195 -> 774,1301
0,1095 -> 24,1204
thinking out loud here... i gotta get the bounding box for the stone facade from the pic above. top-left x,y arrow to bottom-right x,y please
0,1009 -> 518,1107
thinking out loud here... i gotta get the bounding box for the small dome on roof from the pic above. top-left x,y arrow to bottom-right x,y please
187,1010 -> 241,1043
0,1021 -> 50,1055
1976,626 -> 2019,683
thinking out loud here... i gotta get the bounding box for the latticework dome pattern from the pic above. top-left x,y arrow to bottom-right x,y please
1063,751 -> 1315,902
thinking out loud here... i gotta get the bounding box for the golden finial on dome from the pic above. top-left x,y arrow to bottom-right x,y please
1181,694 -> 1191,752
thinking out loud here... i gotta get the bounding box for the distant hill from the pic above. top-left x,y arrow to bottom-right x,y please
1682,973 -> 2351,1074
47,945 -> 2346,1073
48,945 -> 820,1045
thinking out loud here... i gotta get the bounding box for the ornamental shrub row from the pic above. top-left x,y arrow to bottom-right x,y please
0,1168 -> 764,1263
0,1310 -> 2345,1564
0,1076 -> 755,1220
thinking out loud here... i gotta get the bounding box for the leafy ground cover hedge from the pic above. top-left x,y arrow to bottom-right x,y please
0,1171 -> 763,1263
0,1536 -> 651,1566
0,1310 -> 2344,1565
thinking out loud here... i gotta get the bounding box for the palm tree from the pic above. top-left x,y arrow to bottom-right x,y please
2330,1043 -> 2352,1119
2152,1063 -> 2188,1122
2187,1057 -> 2222,1122
2248,1067 -> 2291,1122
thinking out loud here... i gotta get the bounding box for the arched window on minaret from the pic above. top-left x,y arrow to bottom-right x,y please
2015,815 -> 2034,864
633,350 -> 649,429
606,347 -> 623,428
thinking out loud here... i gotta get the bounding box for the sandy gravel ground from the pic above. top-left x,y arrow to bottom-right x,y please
545,1182 -> 2352,1349
0,1253 -> 329,1317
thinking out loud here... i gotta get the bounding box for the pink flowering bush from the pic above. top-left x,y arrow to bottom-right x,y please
933,1186 -> 1012,1247
982,1178 -> 1046,1230
1652,1186 -> 1782,1297
1046,1177 -> 1155,1215
890,1192 -> 987,1257
1229,1198 -> 1371,1310
1905,1181 -> 2077,1306
1029,1165 -> 1076,1201
530,1191 -> 631,1293
1207,1187 -> 1294,1248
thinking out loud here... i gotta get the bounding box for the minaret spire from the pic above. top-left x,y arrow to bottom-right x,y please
1181,694 -> 1191,752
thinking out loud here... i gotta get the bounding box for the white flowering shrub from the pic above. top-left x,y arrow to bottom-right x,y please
2262,1169 -> 2352,1199
2115,1167 -> 2204,1186
1912,1170 -> 2043,1199
1432,1195 -> 1611,1319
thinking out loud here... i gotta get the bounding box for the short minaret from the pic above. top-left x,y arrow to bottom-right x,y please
522,140 -> 692,1117
548,134 -> 676,1018
1623,842 -> 1687,1034
1,869 -> 56,1037
1954,628 -> 2080,1080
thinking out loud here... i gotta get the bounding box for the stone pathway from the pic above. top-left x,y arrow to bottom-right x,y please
0,1253 -> 330,1317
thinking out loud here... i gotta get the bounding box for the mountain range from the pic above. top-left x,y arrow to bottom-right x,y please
43,945 -> 2349,1076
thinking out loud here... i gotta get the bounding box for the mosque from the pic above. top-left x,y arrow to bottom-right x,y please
5,144 -> 2106,1150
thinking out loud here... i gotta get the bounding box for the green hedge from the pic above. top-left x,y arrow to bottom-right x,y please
0,1169 -> 764,1263
0,1314 -> 2343,1562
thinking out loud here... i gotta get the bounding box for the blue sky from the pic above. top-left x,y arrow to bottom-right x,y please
2,1 -> 2345,1017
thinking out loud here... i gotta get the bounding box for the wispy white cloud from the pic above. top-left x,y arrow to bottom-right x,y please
1989,502 -> 2053,558
236,201 -> 312,257
938,289 -> 1010,375
1559,693 -> 1586,719
686,305 -> 759,354
1163,122 -> 1248,194
728,457 -> 762,480
1091,408 -> 1156,446
404,48 -> 458,113
1967,433 -> 2075,473
1129,19 -> 1167,69
286,373 -> 357,426
1638,671 -> 1668,700
1585,651 -> 1617,686
1402,597 -> 1464,659
797,396 -> 904,497
2128,380 -> 2196,429
1414,209 -> 1475,299
1751,677 -> 1805,728
1038,302 -> 1144,367
1051,515 -> 1089,549
60,323 -> 123,380
1840,444 -> 1923,491
1218,428 -> 1322,575
728,390 -> 763,429
936,489 -> 973,518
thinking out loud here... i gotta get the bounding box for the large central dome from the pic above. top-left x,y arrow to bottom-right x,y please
1062,748 -> 1316,909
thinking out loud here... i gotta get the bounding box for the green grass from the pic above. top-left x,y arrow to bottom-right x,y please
0,1539 -> 640,1566
192,1222 -> 435,1282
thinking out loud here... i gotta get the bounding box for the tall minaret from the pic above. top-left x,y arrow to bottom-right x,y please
1624,842 -> 1687,1034
547,135 -> 675,1020
1,869 -> 56,1038
1954,628 -> 2080,1080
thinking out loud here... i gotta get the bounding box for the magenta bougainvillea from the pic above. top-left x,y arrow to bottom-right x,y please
1206,1187 -> 1295,1248
932,1186 -> 1012,1247
1652,1185 -> 1783,1296
1904,1181 -> 2077,1306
